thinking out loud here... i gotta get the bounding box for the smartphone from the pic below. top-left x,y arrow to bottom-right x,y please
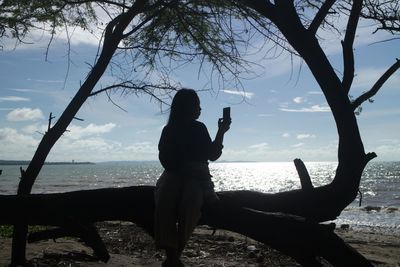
223,107 -> 231,121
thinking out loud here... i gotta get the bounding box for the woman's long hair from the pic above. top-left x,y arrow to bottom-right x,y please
168,88 -> 199,126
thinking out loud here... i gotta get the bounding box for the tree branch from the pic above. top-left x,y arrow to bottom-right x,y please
90,81 -> 174,97
341,0 -> 363,94
352,58 -> 400,110
308,0 -> 336,35
359,0 -> 400,34
236,0 -> 276,20
121,2 -> 167,39
89,81 -> 177,107
294,158 -> 313,191
63,0 -> 130,9
47,112 -> 55,132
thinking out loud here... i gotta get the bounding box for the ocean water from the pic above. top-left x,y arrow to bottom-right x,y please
0,161 -> 399,234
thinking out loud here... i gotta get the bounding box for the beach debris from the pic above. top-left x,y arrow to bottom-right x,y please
340,224 -> 350,230
184,248 -> 209,258
246,245 -> 256,251
248,250 -> 257,258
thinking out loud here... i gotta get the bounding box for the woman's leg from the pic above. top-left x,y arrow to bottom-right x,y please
177,178 -> 204,255
154,171 -> 183,250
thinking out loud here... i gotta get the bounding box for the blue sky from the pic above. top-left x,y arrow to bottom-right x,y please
0,19 -> 399,163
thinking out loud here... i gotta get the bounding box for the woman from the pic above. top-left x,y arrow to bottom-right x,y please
154,88 -> 231,267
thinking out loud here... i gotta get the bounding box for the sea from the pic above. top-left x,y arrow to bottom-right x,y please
0,161 -> 399,234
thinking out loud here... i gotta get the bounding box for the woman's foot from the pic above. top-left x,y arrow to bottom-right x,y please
163,248 -> 184,267
162,258 -> 184,267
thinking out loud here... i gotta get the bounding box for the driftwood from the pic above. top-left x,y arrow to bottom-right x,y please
0,185 -> 372,267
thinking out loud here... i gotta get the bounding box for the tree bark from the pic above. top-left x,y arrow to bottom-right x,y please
0,186 -> 372,266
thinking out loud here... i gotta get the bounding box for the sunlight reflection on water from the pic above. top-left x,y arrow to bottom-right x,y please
210,161 -> 337,193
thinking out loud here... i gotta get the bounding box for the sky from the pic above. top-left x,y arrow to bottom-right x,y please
0,14 -> 399,163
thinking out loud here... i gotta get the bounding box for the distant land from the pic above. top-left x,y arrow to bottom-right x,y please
0,160 -> 95,166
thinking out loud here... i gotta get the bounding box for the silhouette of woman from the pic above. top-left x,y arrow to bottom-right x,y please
154,88 -> 231,266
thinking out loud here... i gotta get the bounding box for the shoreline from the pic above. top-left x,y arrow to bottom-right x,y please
1,222 -> 399,266
0,160 -> 95,166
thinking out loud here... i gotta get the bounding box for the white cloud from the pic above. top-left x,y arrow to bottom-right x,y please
293,97 -> 305,104
292,143 -> 304,148
0,124 -> 158,162
0,128 -> 38,146
282,133 -> 290,138
63,138 -> 120,152
125,141 -> 157,154
280,104 -> 331,113
369,142 -> 400,161
279,102 -> 289,108
7,108 -> 44,121
50,139 -> 157,162
49,136 -> 124,161
248,142 -> 269,150
0,128 -> 39,159
65,123 -> 117,140
0,96 -> 30,102
297,134 -> 316,140
2,11 -> 105,51
222,89 -> 254,99
27,78 -> 63,84
221,141 -> 340,162
9,88 -> 38,93
307,91 -> 323,95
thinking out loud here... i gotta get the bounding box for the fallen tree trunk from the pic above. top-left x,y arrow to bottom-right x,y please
0,186 -> 372,266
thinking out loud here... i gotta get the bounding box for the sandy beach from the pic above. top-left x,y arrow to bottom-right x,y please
1,222 -> 399,266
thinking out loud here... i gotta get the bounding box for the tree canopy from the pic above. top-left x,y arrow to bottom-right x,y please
1,0 -> 398,98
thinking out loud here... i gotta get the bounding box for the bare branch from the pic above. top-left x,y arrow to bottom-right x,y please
294,158 -> 313,191
89,81 -> 178,106
61,14 -> 72,90
47,113 -> 55,132
236,0 -> 276,19
308,0 -> 336,35
63,0 -> 130,9
342,0 -> 363,94
352,59 -> 400,110
359,0 -> 400,34
117,45 -> 203,57
105,90 -> 128,112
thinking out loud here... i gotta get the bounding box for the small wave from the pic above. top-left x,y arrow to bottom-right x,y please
362,206 -> 399,213
385,207 -> 399,213
345,205 -> 399,213
362,206 -> 382,212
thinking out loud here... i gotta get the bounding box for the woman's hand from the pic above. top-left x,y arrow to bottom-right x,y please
218,118 -> 231,134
